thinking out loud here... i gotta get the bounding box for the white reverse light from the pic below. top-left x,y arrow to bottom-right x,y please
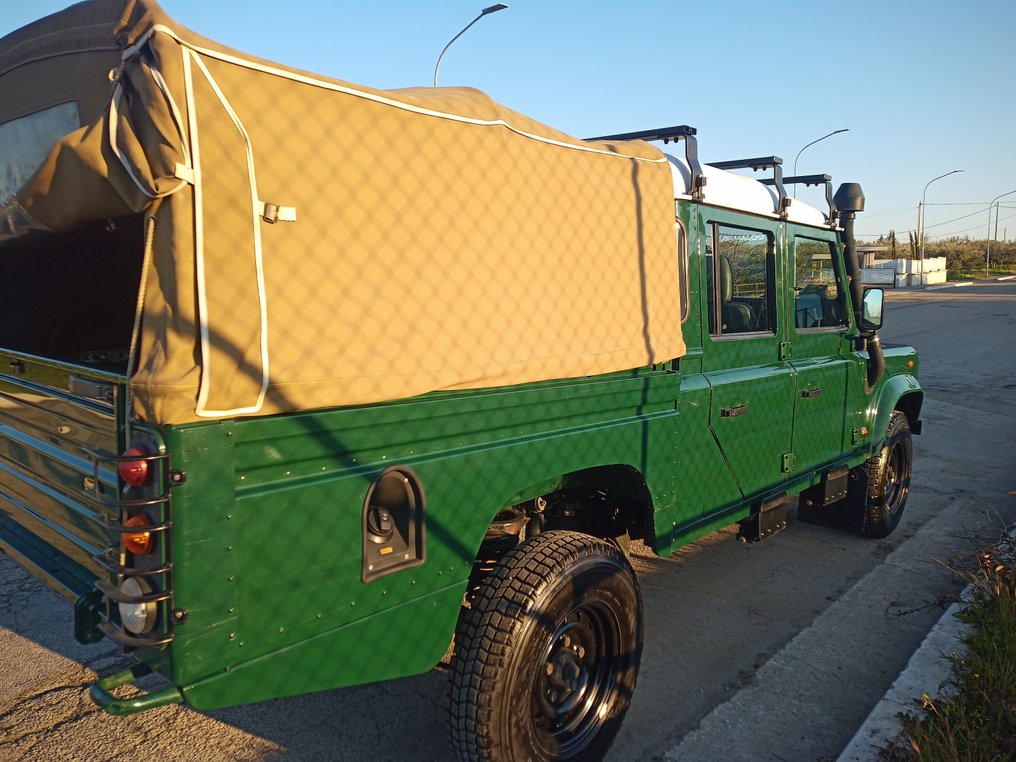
117,576 -> 157,634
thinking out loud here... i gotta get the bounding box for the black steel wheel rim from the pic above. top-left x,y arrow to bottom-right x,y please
532,599 -> 622,757
883,440 -> 910,516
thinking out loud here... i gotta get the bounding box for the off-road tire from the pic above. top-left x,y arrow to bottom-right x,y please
860,411 -> 912,538
448,530 -> 643,761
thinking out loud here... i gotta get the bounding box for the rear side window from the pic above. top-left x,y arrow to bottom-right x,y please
794,237 -> 849,330
677,220 -> 689,323
0,102 -> 79,200
705,223 -> 775,336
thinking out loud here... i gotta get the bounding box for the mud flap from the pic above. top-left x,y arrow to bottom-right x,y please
737,495 -> 788,544
797,466 -> 869,532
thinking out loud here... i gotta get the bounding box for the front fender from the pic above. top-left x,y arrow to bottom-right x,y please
868,374 -> 923,454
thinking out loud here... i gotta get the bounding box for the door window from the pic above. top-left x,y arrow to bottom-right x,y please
705,223 -> 775,336
793,237 -> 849,330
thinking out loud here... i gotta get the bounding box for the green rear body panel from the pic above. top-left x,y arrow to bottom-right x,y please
153,369 -> 687,707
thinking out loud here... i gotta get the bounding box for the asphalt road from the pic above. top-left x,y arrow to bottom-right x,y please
2,281 -> 1014,762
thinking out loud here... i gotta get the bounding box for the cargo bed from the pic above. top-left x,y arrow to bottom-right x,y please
0,349 -> 125,602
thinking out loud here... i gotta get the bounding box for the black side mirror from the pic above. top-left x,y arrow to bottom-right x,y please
861,288 -> 884,332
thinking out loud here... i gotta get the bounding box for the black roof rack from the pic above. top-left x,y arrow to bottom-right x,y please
761,173 -> 837,225
586,125 -> 705,200
707,156 -> 789,217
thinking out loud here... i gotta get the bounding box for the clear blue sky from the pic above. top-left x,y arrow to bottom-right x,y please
4,0 -> 1015,242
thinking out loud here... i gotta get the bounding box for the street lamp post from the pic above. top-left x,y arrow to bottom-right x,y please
792,129 -> 849,196
792,131 -> 849,178
917,169 -> 963,260
433,4 -> 508,88
985,189 -> 1016,277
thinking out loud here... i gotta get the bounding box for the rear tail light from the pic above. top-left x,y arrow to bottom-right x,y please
118,446 -> 151,487
123,513 -> 154,555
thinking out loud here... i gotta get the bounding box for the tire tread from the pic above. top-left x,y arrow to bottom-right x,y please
448,530 -> 640,761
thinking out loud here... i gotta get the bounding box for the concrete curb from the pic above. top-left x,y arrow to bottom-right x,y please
926,281 -> 974,290
838,527 -> 1014,760
998,274 -> 1016,281
836,598 -> 970,760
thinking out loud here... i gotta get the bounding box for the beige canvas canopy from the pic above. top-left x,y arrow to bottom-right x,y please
0,0 -> 685,424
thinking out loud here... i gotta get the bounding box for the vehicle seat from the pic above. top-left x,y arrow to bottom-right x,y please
719,255 -> 754,333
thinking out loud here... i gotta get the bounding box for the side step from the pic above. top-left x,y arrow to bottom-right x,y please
737,494 -> 788,544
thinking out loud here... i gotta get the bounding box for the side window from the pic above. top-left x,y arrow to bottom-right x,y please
794,237 -> 849,329
677,220 -> 690,323
706,223 -> 774,336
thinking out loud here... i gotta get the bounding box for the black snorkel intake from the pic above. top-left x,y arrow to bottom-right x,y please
835,182 -> 885,393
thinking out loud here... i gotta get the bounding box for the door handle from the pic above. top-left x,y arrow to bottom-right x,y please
801,388 -> 823,398
720,405 -> 748,418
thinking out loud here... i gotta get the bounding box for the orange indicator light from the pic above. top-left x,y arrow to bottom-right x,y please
123,513 -> 154,555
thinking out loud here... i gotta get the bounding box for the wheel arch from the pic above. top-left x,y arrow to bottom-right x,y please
869,375 -> 923,454
894,391 -> 924,435
467,463 -> 658,567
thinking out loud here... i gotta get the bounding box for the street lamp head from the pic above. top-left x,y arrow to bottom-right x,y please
482,3 -> 509,14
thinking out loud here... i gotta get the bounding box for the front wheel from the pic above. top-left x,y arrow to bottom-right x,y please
860,411 -> 913,538
448,530 -> 643,761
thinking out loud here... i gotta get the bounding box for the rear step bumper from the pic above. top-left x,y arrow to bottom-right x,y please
89,663 -> 184,716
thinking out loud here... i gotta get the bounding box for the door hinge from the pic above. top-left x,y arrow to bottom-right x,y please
779,341 -> 793,361
781,452 -> 795,473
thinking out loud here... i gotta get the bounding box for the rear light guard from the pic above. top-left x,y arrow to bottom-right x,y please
82,444 -> 175,649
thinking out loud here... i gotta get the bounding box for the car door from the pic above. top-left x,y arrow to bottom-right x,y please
701,213 -> 795,499
787,227 -> 853,474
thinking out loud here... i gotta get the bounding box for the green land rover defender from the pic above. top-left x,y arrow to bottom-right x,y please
0,2 -> 921,760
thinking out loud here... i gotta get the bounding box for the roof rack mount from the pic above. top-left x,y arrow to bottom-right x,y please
761,173 -> 837,225
707,156 -> 789,217
586,124 -> 705,201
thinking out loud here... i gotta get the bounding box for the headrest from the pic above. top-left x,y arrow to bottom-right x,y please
719,255 -> 733,303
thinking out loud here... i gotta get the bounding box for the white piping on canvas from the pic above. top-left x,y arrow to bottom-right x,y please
124,24 -> 667,166
184,48 -> 270,418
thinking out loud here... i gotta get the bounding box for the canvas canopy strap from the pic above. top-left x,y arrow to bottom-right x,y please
0,0 -> 686,425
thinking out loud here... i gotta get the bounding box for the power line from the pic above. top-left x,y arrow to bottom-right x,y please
862,202 -> 1013,219
926,210 -> 1016,241
856,205 -> 1016,240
